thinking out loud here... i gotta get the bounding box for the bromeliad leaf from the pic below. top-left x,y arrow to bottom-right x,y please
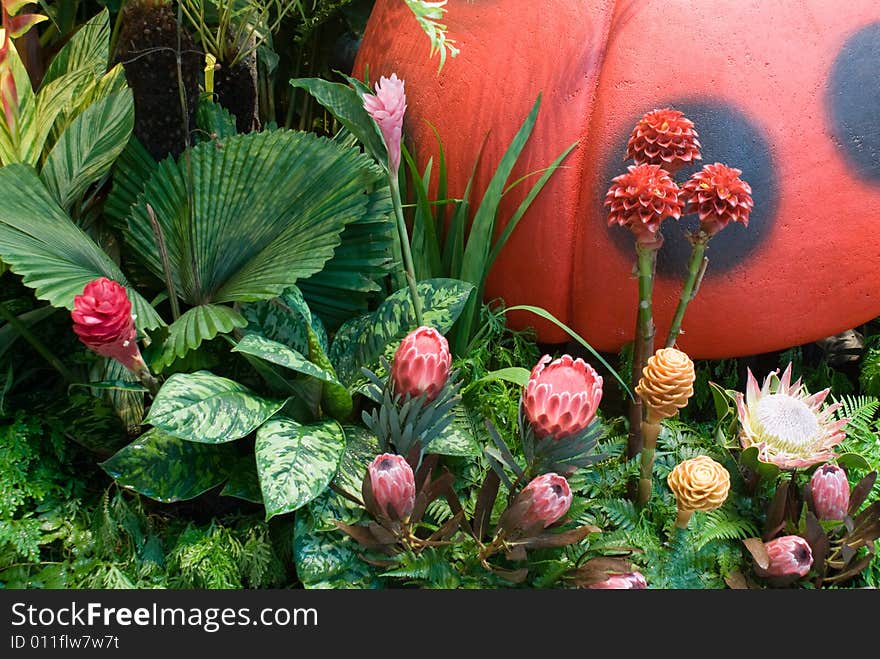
232,334 -> 338,383
256,417 -> 346,520
100,428 -> 236,502
153,304 -> 247,372
145,371 -> 286,444
330,278 -> 474,385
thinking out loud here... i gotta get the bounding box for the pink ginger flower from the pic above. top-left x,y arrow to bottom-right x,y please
586,571 -> 648,589
523,354 -> 604,439
519,472 -> 573,528
810,463 -> 850,521
368,453 -> 416,520
363,72 -> 406,173
390,326 -> 451,402
756,535 -> 814,579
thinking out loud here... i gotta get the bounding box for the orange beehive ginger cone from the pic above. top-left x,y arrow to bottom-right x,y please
635,348 -> 696,423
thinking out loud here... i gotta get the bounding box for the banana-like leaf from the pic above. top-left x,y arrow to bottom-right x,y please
256,417 -> 346,520
40,9 -> 109,87
124,129 -> 385,305
152,304 -> 247,372
144,370 -> 286,444
0,164 -> 164,331
40,88 -> 134,210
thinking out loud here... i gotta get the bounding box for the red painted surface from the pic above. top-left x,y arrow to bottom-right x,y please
354,0 -> 880,358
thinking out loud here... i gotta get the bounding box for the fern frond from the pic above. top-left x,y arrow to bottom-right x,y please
692,508 -> 759,551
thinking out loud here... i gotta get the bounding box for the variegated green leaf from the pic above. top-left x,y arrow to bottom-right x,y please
335,425 -> 381,495
145,371 -> 286,444
429,407 -> 485,457
0,40 -> 37,165
153,304 -> 247,372
240,285 -> 328,355
256,417 -> 346,520
220,454 -> 263,503
100,428 -> 236,502
232,333 -> 338,383
330,278 -> 474,385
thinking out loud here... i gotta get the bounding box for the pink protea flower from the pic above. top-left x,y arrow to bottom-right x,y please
605,163 -> 683,247
756,535 -> 814,579
363,72 -> 406,173
734,363 -> 848,470
681,162 -> 754,237
519,472 -> 573,528
71,277 -> 146,373
810,463 -> 850,521
368,453 -> 416,520
586,571 -> 648,589
523,354 -> 603,439
626,108 -> 701,172
390,326 -> 451,402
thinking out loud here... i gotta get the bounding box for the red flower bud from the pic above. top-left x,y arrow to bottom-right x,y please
681,162 -> 753,237
519,473 -> 573,528
390,326 -> 451,402
368,453 -> 416,520
71,277 -> 145,373
605,163 -> 683,247
523,354 -> 603,439
756,535 -> 813,579
810,463 -> 850,521
626,108 -> 701,173
586,571 -> 648,589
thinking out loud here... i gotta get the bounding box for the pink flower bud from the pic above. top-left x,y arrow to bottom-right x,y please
71,277 -> 145,373
810,463 -> 850,521
523,355 -> 603,439
368,453 -> 416,520
757,535 -> 813,579
586,571 -> 648,589
520,473 -> 573,528
390,326 -> 451,402
363,72 -> 406,173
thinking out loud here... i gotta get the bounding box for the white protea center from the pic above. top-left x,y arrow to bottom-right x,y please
735,364 -> 848,470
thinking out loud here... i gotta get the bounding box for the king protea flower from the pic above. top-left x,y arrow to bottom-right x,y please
363,72 -> 406,174
390,326 -> 451,402
368,453 -> 416,520
523,354 -> 603,439
586,571 -> 648,589
756,535 -> 813,579
519,472 -> 573,528
735,363 -> 848,469
626,108 -> 701,172
681,162 -> 754,237
71,277 -> 146,374
810,463 -> 850,521
605,163 -> 683,246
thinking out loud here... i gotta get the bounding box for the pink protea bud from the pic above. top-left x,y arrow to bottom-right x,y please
71,277 -> 145,374
519,473 -> 573,528
368,453 -> 416,520
363,72 -> 406,174
523,354 -> 604,439
756,535 -> 814,579
390,326 -> 451,402
810,463 -> 850,521
586,571 -> 648,589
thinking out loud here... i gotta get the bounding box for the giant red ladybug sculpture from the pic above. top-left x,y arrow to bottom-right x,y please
354,0 -> 880,358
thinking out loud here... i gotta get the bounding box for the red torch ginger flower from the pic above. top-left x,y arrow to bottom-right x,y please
605,163 -> 683,247
71,277 -> 145,373
735,363 -> 848,469
681,162 -> 754,237
626,108 -> 701,172
363,72 -> 406,174
519,472 -> 573,528
368,453 -> 416,521
810,463 -> 850,521
390,326 -> 451,402
586,571 -> 648,589
756,535 -> 813,579
523,354 -> 603,439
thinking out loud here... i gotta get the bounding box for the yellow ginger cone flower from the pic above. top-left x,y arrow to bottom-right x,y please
667,455 -> 731,528
635,348 -> 695,424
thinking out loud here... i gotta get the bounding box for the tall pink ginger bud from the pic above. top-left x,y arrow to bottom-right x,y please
368,453 -> 416,520
363,72 -> 406,173
391,326 -> 451,402
586,571 -> 648,589
71,277 -> 147,374
519,472 -> 573,528
523,354 -> 604,439
810,463 -> 850,521
756,535 -> 814,579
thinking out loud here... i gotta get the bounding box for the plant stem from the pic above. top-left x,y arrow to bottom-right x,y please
665,233 -> 709,348
389,175 -> 424,326
637,416 -> 662,506
0,301 -> 76,384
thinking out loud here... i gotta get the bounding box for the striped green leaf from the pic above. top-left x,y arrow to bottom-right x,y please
40,9 -> 110,87
256,417 -> 346,520
100,428 -> 236,503
145,371 -> 286,444
153,304 -> 247,372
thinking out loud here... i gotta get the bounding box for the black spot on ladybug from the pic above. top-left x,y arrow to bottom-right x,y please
828,22 -> 880,183
602,100 -> 777,277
